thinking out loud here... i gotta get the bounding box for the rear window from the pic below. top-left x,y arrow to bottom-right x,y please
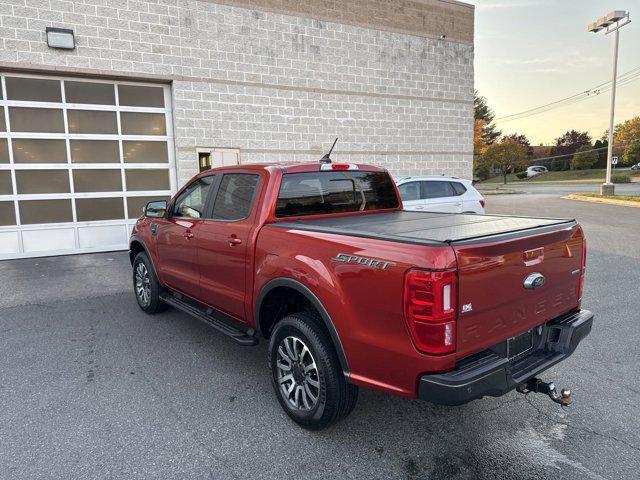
275,171 -> 399,217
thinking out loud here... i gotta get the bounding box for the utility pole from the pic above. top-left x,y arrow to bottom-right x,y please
587,10 -> 631,196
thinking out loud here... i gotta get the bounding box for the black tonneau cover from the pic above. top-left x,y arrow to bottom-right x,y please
269,211 -> 576,246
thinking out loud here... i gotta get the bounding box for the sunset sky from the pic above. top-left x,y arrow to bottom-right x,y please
473,0 -> 640,145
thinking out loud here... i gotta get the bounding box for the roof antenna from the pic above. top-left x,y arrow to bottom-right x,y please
320,137 -> 338,164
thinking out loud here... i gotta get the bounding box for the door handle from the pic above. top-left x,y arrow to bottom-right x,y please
228,235 -> 242,246
184,230 -> 194,240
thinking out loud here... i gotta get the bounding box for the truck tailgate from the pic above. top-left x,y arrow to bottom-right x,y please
452,222 -> 584,358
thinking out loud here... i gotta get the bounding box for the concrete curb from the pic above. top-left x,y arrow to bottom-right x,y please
562,194 -> 640,208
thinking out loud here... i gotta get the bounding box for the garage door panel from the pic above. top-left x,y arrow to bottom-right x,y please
78,224 -> 127,248
73,169 -> 122,193
67,110 -> 118,134
65,81 -> 115,105
6,76 -> 62,103
125,169 -> 170,191
12,139 -> 67,163
0,74 -> 174,259
0,201 -> 16,226
76,197 -> 125,221
123,141 -> 168,163
15,170 -> 70,194
70,140 -> 119,163
0,139 -> 7,162
121,112 -> 166,135
0,171 -> 12,195
19,199 -> 73,224
9,107 -> 65,133
0,231 -> 19,254
22,228 -> 75,253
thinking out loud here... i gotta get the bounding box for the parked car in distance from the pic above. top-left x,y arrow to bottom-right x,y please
129,161 -> 592,430
396,176 -> 485,214
526,165 -> 548,177
631,162 -> 640,170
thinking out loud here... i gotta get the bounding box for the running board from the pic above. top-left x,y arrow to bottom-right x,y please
160,294 -> 258,346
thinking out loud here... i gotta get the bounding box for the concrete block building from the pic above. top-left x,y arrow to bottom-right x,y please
0,0 -> 474,258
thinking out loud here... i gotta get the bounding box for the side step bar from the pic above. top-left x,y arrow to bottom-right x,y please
160,293 -> 258,346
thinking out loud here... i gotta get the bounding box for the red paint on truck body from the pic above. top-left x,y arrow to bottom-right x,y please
131,163 -> 586,398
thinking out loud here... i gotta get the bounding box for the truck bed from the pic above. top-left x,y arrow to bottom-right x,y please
270,211 -> 576,245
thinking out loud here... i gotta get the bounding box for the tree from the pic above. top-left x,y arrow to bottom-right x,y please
551,130 -> 592,158
622,141 -> 640,167
612,116 -> 640,146
478,140 -> 528,184
571,145 -> 598,170
473,92 -> 501,180
502,132 -> 533,159
593,139 -> 608,169
474,92 -> 501,150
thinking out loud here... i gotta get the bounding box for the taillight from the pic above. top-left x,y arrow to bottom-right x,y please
479,199 -> 485,208
403,269 -> 457,355
578,238 -> 586,303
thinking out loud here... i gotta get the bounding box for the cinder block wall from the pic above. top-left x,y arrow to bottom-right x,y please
0,0 -> 474,186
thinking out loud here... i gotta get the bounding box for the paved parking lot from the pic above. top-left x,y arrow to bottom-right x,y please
1,191 -> 639,480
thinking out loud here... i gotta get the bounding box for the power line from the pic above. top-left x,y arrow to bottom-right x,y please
494,66 -> 640,123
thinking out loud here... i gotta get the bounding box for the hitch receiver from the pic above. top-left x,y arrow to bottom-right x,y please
517,378 -> 572,406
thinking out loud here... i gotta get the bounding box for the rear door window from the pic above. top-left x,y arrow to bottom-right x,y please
276,171 -> 398,217
422,181 -> 454,199
397,182 -> 421,201
212,173 -> 261,221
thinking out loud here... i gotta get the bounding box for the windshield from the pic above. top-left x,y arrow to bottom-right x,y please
275,171 -> 399,217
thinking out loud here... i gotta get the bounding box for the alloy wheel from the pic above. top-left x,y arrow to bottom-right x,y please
276,336 -> 320,411
135,262 -> 151,307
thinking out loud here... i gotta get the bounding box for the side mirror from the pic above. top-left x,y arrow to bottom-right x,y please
144,200 -> 167,218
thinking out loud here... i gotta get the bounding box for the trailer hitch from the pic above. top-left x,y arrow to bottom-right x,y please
517,378 -> 572,406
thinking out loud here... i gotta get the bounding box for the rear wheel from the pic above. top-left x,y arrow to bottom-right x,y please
133,252 -> 167,314
268,312 -> 358,430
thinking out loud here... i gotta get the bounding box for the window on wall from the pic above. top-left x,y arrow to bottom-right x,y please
197,148 -> 240,172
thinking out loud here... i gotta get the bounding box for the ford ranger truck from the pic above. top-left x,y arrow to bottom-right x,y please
129,162 -> 592,430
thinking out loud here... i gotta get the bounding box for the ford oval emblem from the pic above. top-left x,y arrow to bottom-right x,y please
524,273 -> 546,289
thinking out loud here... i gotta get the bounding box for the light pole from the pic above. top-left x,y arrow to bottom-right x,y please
587,10 -> 631,196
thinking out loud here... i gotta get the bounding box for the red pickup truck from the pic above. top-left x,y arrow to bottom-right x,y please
129,161 -> 592,429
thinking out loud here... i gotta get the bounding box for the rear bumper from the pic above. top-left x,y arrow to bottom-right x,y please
418,309 -> 593,406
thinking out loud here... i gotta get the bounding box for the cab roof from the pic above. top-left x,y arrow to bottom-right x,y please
202,162 -> 387,174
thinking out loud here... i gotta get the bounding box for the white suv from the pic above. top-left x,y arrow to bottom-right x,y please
395,176 -> 485,214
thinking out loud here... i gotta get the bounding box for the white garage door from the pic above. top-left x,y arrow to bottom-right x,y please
0,73 -> 176,259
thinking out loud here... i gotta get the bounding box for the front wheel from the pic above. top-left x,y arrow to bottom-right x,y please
268,312 -> 358,430
132,252 -> 167,314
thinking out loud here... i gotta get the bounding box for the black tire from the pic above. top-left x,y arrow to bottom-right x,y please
132,252 -> 167,314
268,311 -> 358,430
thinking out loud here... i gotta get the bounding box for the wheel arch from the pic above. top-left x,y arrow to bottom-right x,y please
255,277 -> 350,377
129,236 -> 161,285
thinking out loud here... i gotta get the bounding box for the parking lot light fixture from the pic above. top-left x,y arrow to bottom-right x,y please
587,10 -> 631,196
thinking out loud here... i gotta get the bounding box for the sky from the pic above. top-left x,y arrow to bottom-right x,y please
472,0 -> 640,145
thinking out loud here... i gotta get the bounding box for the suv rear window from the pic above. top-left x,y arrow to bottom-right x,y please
275,171 -> 399,217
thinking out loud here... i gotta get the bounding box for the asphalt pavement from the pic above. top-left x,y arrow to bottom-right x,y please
1,190 -> 639,480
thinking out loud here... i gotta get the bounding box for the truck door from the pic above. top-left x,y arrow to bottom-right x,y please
197,172 -> 262,322
154,175 -> 216,298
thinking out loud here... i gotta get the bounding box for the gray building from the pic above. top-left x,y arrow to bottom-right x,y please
0,0 -> 474,258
